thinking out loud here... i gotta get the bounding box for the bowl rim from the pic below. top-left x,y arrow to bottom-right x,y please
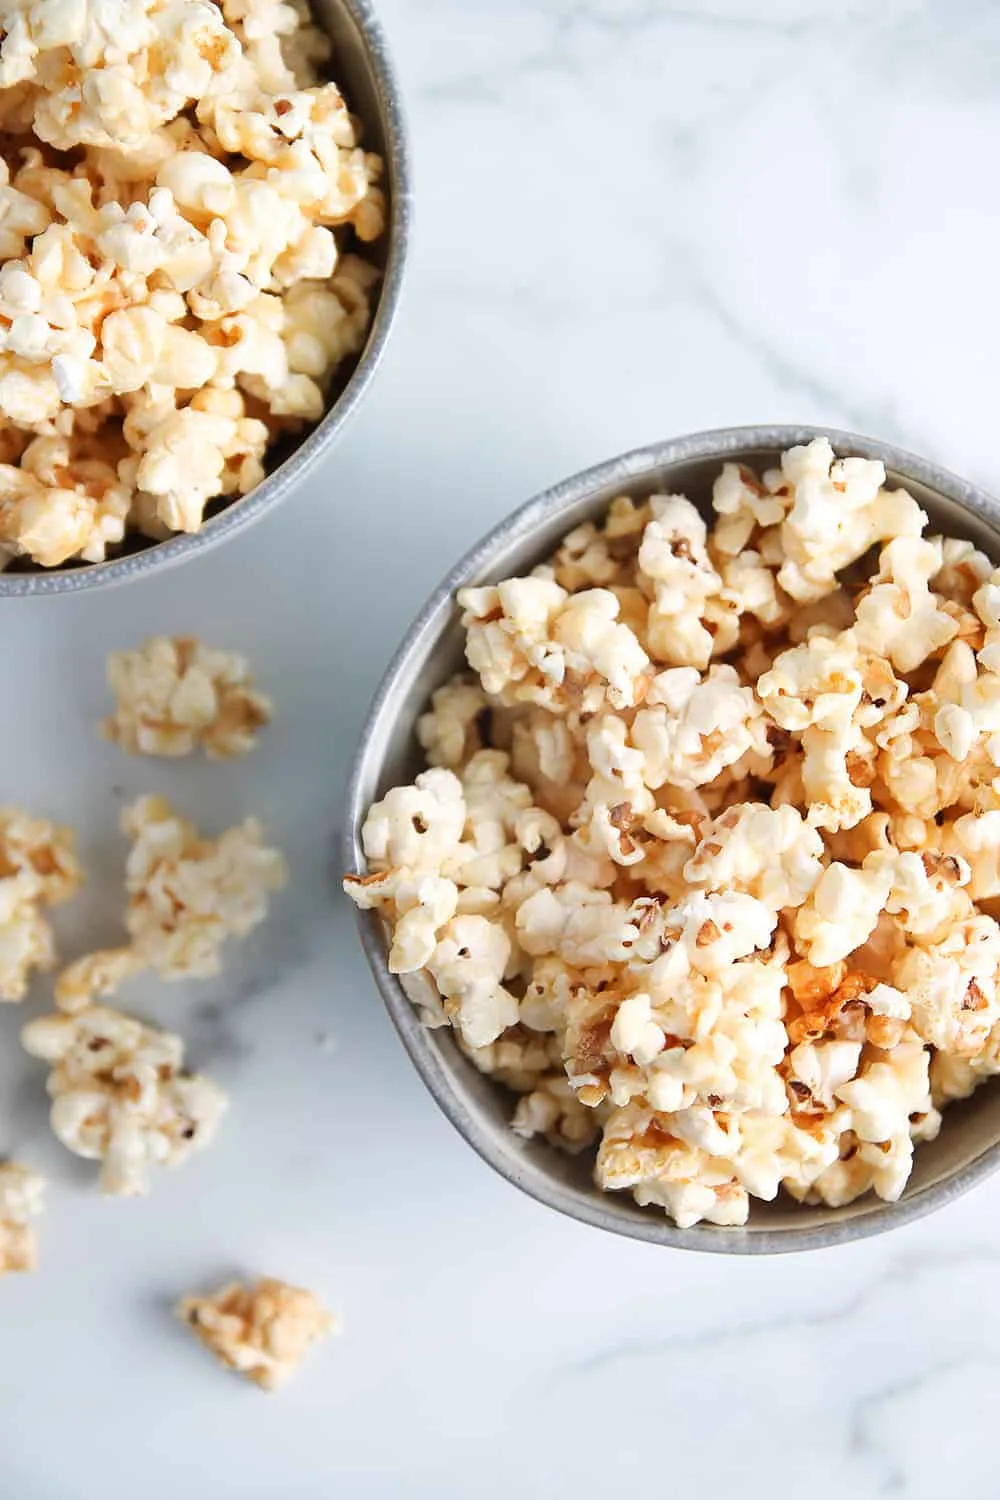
345,422 -> 1000,1253
0,0 -> 412,598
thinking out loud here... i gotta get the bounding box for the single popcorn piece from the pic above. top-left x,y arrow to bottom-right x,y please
21,1004 -> 227,1195
56,795 -> 287,1003
177,1277 -> 334,1390
0,1161 -> 45,1274
347,437 -> 1000,1230
103,635 -> 272,759
794,858 -> 894,967
0,807 -> 82,1001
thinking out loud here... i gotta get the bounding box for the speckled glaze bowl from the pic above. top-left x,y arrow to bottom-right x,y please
346,424 -> 1000,1253
1,0 -> 410,597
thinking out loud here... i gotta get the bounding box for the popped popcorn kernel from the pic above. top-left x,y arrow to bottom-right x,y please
0,1161 -> 44,1274
103,635 -> 272,759
21,1004 -> 227,1195
177,1277 -> 334,1390
347,436 -> 1000,1229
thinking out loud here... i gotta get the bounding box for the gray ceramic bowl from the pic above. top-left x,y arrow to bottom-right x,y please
346,425 -> 1000,1252
1,0 -> 409,597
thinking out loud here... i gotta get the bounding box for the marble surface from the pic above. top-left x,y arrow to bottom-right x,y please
4,1 -> 1000,1495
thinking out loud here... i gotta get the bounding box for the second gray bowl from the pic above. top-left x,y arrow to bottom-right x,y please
346,424 -> 1000,1253
1,0 -> 410,596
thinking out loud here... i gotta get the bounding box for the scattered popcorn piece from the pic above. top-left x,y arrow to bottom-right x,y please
347,437 -> 1000,1229
0,808 -> 81,1001
0,1161 -> 44,1274
21,1005 -> 227,1195
103,635 -> 272,759
57,796 -> 286,1002
177,1277 -> 334,1390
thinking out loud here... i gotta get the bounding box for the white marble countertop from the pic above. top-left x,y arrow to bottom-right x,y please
5,1 -> 1000,1495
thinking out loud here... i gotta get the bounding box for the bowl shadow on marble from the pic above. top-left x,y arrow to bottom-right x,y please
0,0 -> 410,597
346,424 -> 1000,1254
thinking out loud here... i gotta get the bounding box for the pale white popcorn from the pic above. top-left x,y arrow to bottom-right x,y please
510,1075 -> 598,1152
637,495 -> 725,668
854,537 -> 958,672
103,635 -> 272,759
57,795 -> 286,1001
0,1161 -> 44,1274
0,807 -> 81,1001
596,1105 -> 749,1227
177,1277 -> 334,1390
892,912 -> 1000,1057
632,665 -> 770,790
774,438 -> 926,603
683,803 -> 823,911
794,858 -> 893,967
426,914 -> 519,1048
349,440 -> 1000,1229
21,1004 -> 227,1195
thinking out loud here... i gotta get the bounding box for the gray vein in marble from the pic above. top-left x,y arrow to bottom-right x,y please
556,1245 -> 1000,1378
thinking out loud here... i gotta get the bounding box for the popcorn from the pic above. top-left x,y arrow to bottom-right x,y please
0,0 -> 385,569
794,859 -> 894,967
57,795 -> 286,1002
0,807 -> 81,1001
631,666 -> 770,790
347,438 -> 1000,1229
0,1162 -> 44,1274
103,635 -> 272,759
21,1005 -> 227,1195
854,537 -> 958,672
177,1277 -> 334,1390
461,580 -> 650,713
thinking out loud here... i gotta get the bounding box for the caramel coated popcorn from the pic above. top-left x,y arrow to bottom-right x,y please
346,436 -> 1000,1228
0,807 -> 81,1000
21,1004 -> 227,1195
103,635 -> 271,758
0,1161 -> 44,1272
177,1277 -> 334,1389
0,0 -> 385,569
56,794 -> 287,1007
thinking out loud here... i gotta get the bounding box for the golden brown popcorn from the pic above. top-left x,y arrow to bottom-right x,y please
176,1278 -> 334,1389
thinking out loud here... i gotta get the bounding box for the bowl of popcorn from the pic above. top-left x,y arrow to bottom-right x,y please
345,426 -> 1000,1251
0,0 -> 407,592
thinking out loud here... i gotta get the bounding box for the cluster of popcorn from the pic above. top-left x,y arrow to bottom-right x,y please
346,437 -> 1000,1228
21,1003 -> 228,1195
0,0 -> 384,569
0,1160 -> 45,1273
56,793 -> 288,1010
0,807 -> 80,1001
176,1276 -> 335,1389
103,634 -> 272,759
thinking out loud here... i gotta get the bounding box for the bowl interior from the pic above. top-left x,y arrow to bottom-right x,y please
350,429 -> 1000,1250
